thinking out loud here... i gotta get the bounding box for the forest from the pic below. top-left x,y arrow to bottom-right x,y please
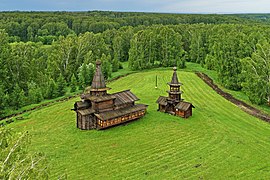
0,11 -> 270,117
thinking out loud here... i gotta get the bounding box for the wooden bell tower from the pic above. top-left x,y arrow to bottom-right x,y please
156,67 -> 194,118
167,67 -> 182,102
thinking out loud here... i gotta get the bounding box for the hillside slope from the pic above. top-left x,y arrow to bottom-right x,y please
8,70 -> 270,179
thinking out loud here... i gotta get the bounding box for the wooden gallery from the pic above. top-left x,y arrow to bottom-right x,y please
156,67 -> 194,118
73,61 -> 148,130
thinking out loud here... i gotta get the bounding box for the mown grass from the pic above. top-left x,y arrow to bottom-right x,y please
109,61 -> 134,79
184,62 -> 270,115
7,69 -> 270,179
4,61 -> 269,120
0,62 -> 132,119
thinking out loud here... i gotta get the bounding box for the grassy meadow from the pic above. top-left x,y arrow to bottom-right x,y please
7,69 -> 270,179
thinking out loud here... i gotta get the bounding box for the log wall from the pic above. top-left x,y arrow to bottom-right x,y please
97,110 -> 146,129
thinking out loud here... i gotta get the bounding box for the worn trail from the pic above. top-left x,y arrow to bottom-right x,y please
196,72 -> 270,122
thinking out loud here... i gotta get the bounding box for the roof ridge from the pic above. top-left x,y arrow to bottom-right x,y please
111,89 -> 131,95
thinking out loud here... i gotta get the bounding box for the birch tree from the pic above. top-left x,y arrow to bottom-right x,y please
0,128 -> 49,179
241,41 -> 270,105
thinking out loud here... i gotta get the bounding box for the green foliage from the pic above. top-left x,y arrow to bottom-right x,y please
70,74 -> 77,93
0,85 -> 6,111
129,26 -> 185,70
0,127 -> 49,179
204,54 -> 217,70
101,54 -> 112,79
0,30 -> 10,111
0,12 -> 256,43
177,58 -> 186,69
6,70 -> 270,179
78,63 -> 95,89
46,79 -> 58,99
189,26 -> 207,64
241,41 -> 270,105
27,82 -> 44,104
111,58 -> 120,72
10,84 -> 26,110
2,11 -> 270,113
216,31 -> 243,90
49,35 -> 76,81
56,74 -> 67,97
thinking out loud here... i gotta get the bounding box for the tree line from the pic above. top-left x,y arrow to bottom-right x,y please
126,23 -> 270,105
1,12 -> 270,117
0,11 -> 257,44
0,30 -> 118,114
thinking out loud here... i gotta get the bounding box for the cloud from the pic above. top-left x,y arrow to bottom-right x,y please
1,0 -> 270,13
161,0 -> 270,13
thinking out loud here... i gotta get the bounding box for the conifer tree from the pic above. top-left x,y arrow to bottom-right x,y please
56,74 -> 66,97
10,84 -> 26,109
101,54 -> 112,79
111,58 -> 119,72
46,78 -> 57,99
88,63 -> 95,85
27,82 -> 43,104
70,74 -> 77,92
78,63 -> 94,89
78,63 -> 88,90
0,85 -> 6,110
18,90 -> 27,108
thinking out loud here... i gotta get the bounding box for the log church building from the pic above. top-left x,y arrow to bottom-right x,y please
156,67 -> 194,118
73,60 -> 148,130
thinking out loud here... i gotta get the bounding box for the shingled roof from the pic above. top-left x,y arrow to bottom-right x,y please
156,96 -> 167,106
113,90 -> 139,105
77,108 -> 95,116
168,67 -> 182,86
91,60 -> 106,90
74,101 -> 91,110
87,94 -> 116,102
175,102 -> 194,111
95,104 -> 147,120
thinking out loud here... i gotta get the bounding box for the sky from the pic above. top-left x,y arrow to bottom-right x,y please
1,0 -> 270,13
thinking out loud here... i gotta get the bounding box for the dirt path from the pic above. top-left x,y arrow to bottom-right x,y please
196,72 -> 270,123
3,71 -> 269,124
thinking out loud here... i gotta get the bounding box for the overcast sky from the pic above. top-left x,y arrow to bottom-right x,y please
1,0 -> 270,13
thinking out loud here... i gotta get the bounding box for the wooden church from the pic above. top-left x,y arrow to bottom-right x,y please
73,60 -> 148,130
156,67 -> 194,118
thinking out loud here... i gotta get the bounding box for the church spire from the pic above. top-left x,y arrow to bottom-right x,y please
168,67 -> 181,85
167,67 -> 182,102
90,60 -> 110,96
91,60 -> 106,89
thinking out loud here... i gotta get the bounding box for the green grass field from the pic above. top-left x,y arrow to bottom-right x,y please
8,70 -> 270,179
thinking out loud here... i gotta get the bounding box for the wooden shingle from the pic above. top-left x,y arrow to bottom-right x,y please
175,102 -> 194,111
113,90 -> 139,105
91,60 -> 106,89
74,60 -> 148,130
77,108 -> 95,116
156,96 -> 167,106
95,104 -> 147,120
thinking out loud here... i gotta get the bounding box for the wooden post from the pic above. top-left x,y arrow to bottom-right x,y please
155,75 -> 157,89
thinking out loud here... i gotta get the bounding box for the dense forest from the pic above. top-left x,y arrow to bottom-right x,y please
0,11 -> 270,117
237,14 -> 270,24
